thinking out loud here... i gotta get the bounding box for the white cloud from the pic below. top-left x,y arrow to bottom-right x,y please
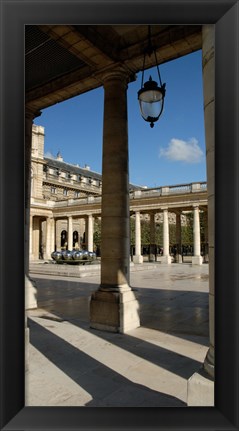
159,138 -> 204,163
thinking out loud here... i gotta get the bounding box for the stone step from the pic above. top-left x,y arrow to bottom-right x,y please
29,261 -> 162,278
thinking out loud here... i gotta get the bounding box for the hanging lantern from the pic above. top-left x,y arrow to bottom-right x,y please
138,26 -> 166,128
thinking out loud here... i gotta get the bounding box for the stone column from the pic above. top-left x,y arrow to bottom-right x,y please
192,206 -> 203,265
133,211 -> 143,264
87,214 -> 94,252
67,216 -> 73,250
203,209 -> 209,262
29,214 -> 33,261
90,66 -> 140,333
55,219 -> 61,250
84,216 -> 88,248
188,25 -> 214,406
161,208 -> 171,264
32,217 -> 40,260
25,109 -> 40,371
45,217 -> 53,259
175,211 -> 182,263
52,218 -> 56,252
25,109 -> 38,310
149,212 -> 156,262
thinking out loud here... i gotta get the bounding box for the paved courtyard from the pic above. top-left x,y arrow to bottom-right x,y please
26,263 -> 209,407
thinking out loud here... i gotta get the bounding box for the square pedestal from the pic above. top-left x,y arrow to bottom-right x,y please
90,288 -> 140,333
192,256 -> 203,265
133,255 -> 143,264
160,255 -> 172,264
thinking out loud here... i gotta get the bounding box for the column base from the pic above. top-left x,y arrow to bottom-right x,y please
160,255 -> 172,264
25,275 -> 37,309
192,256 -> 203,265
133,255 -> 144,264
90,288 -> 140,333
187,368 -> 214,406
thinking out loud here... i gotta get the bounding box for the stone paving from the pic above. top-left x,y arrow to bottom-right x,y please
26,263 -> 209,407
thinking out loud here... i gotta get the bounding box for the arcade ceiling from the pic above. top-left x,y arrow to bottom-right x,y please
25,24 -> 202,112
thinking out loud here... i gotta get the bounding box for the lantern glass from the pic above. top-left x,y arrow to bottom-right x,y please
138,76 -> 165,126
139,89 -> 164,121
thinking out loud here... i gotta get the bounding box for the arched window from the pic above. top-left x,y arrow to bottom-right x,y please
61,230 -> 67,248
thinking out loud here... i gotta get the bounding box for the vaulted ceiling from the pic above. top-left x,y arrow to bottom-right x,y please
25,24 -> 202,112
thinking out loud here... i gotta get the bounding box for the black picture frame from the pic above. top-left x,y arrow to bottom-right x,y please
1,1 -> 238,430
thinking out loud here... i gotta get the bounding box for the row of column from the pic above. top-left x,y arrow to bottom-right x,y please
67,214 -> 94,252
30,206 -> 206,263
133,206 -> 205,265
30,214 -> 94,260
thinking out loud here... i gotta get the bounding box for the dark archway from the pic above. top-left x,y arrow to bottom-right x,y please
73,230 -> 79,248
61,230 -> 67,249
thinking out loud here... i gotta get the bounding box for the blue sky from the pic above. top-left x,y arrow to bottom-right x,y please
34,50 -> 206,188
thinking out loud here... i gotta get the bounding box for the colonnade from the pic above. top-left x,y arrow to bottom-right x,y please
133,206 -> 205,265
30,205 -> 207,265
29,214 -> 95,260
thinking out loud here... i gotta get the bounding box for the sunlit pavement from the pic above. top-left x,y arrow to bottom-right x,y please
26,263 -> 209,407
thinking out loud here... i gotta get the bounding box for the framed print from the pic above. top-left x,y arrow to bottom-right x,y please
1,1 -> 238,430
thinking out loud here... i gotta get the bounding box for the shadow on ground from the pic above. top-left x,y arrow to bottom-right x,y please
28,318 -> 186,407
32,276 -> 209,342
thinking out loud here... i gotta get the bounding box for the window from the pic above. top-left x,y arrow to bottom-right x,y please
74,191 -> 80,198
63,188 -> 68,196
51,187 -> 56,194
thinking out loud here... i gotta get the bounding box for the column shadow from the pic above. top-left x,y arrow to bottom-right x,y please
28,318 -> 186,407
29,276 -> 209,382
32,276 -> 209,344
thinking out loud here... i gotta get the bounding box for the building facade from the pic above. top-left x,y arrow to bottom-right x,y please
30,124 -> 208,264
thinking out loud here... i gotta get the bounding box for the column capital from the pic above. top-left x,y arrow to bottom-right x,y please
95,63 -> 135,87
